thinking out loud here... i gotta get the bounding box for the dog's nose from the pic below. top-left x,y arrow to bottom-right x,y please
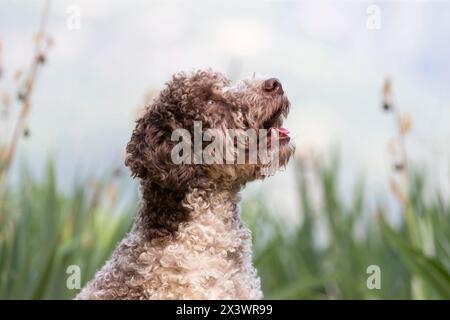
263,78 -> 283,94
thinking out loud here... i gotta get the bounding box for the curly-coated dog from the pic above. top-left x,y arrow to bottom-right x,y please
76,69 -> 294,300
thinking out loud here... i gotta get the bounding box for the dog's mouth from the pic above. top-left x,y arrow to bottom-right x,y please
262,102 -> 290,144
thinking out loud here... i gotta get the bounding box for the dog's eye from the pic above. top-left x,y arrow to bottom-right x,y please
207,100 -> 215,105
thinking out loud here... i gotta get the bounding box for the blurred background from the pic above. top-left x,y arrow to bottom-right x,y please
0,0 -> 449,299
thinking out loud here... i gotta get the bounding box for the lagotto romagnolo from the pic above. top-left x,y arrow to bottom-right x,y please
76,69 -> 294,299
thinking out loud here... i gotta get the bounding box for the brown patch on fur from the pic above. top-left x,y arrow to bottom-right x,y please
132,180 -> 189,240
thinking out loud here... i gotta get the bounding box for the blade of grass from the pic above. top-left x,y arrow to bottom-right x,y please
380,219 -> 450,299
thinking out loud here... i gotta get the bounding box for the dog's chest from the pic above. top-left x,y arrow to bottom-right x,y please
137,197 -> 261,299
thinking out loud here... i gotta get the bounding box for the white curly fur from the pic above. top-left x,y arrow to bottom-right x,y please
76,188 -> 262,300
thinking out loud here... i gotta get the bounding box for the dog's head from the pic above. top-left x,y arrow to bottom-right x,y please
125,69 -> 294,191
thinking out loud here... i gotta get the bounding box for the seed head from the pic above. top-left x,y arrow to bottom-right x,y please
400,113 -> 412,135
394,162 -> 404,172
34,32 -> 43,45
14,68 -> 23,82
17,90 -> 28,102
36,53 -> 46,64
46,35 -> 55,48
382,76 -> 393,112
23,126 -> 30,138
1,93 -> 11,108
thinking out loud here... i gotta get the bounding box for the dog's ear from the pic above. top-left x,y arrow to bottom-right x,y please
125,104 -> 196,191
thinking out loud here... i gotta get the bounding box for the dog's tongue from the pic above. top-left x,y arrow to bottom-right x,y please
276,127 -> 290,137
268,127 -> 290,138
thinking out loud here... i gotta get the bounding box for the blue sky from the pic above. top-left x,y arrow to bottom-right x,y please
1,0 -> 450,222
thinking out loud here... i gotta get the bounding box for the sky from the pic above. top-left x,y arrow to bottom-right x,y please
1,0 -> 450,223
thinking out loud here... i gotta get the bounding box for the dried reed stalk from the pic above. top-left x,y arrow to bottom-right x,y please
0,0 -> 52,207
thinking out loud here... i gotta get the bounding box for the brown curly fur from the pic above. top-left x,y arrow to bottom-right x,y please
75,69 -> 294,300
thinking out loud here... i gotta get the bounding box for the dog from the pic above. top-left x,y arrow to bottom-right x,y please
76,69 -> 293,299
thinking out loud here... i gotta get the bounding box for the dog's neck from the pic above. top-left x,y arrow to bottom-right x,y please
132,179 -> 243,240
182,187 -> 242,226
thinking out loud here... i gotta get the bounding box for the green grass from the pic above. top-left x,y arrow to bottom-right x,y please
244,158 -> 450,299
0,161 -> 135,299
0,158 -> 449,299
